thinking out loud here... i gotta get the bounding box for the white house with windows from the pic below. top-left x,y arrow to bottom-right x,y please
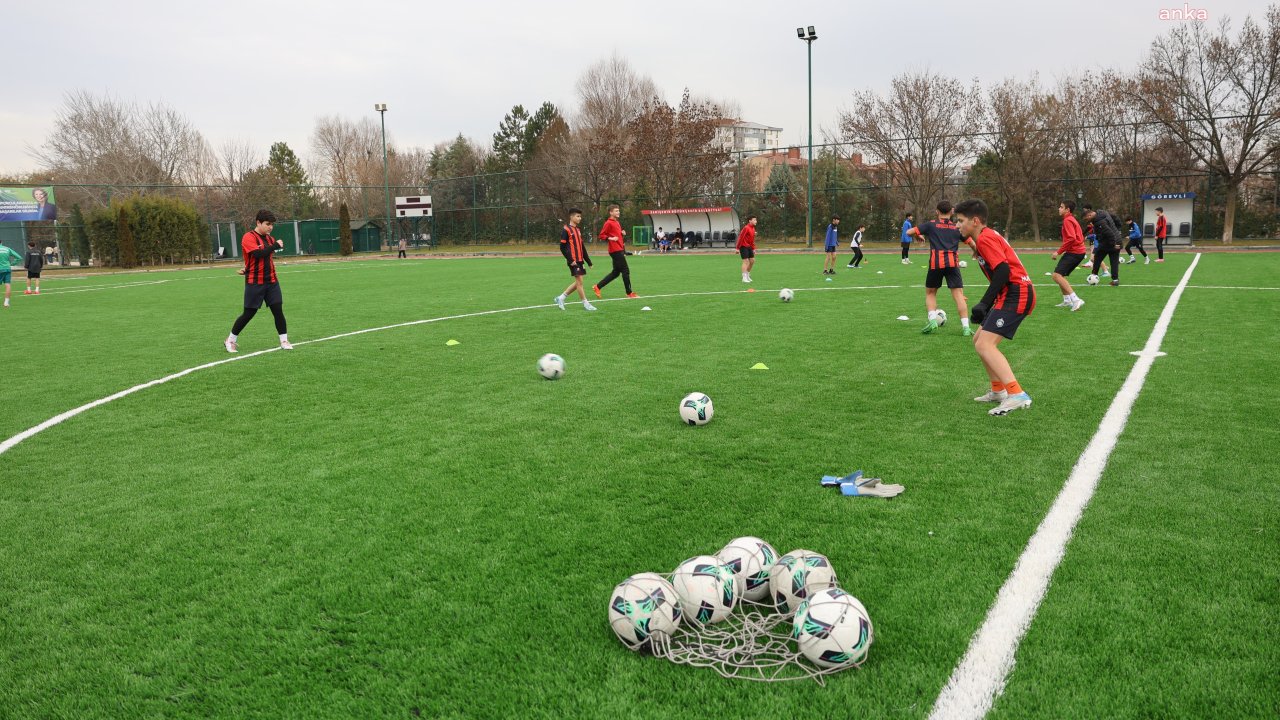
712,120 -> 783,157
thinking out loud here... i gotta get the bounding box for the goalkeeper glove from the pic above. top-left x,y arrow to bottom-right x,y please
971,303 -> 989,324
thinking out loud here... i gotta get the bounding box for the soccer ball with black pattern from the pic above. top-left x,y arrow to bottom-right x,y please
537,353 -> 565,380
1087,274 -> 1100,286
679,393 -> 714,426
779,288 -> 794,302
717,536 -> 779,603
768,549 -> 839,615
936,309 -> 948,326
792,587 -> 874,669
608,572 -> 682,651
671,555 -> 741,625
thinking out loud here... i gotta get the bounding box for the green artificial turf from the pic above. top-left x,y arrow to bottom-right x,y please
0,250 -> 1275,719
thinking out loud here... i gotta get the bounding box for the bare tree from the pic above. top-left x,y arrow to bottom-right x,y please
32,91 -> 210,199
575,54 -> 660,135
839,70 -> 983,216
985,75 -> 1062,240
217,138 -> 260,185
1129,5 -> 1280,242
627,90 -> 731,209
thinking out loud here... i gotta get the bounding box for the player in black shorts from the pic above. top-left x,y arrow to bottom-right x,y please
908,201 -> 973,336
225,210 -> 291,352
1082,205 -> 1123,286
554,208 -> 596,311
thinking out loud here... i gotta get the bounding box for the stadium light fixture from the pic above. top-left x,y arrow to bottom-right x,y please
797,26 -> 818,247
375,104 -> 392,247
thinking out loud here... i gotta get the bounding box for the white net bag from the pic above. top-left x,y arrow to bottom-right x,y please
607,543 -> 874,684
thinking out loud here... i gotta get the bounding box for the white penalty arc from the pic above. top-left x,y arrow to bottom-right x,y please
928,253 -> 1203,720
0,283 -> 905,457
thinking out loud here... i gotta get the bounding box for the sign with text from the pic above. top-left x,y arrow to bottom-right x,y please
395,195 -> 432,217
0,186 -> 58,221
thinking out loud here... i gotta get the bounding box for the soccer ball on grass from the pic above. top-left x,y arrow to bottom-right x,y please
1086,274 -> 1100,286
792,587 -> 874,668
769,549 -> 839,615
717,536 -> 779,603
537,353 -> 565,379
679,393 -> 714,426
779,288 -> 794,302
671,555 -> 741,625
608,572 -> 682,652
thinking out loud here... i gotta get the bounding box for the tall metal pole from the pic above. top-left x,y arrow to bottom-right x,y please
378,105 -> 392,248
806,38 -> 814,249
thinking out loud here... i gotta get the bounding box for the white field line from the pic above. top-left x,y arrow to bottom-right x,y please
928,253 -> 1203,720
0,284 -> 904,456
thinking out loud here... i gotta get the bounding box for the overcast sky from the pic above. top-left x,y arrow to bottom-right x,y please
2,0 -> 1266,175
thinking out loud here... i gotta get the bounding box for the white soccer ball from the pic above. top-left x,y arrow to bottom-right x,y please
793,587 -> 874,669
1086,274 -> 1100,286
769,549 -> 839,615
608,572 -> 682,652
779,288 -> 794,302
671,555 -> 741,625
717,536 -> 779,603
679,392 -> 714,426
536,353 -> 565,380
958,260 -> 968,268
936,309 -> 948,326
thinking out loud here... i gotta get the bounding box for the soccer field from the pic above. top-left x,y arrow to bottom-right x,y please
1,250 -> 1276,719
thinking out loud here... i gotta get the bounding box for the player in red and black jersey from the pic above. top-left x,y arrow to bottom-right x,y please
955,199 -> 1034,416
554,208 -> 596,311
225,209 -> 291,353
908,200 -> 974,336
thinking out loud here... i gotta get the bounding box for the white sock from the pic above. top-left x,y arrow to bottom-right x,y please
556,294 -> 565,301
227,333 -> 237,342
279,334 -> 288,343
961,317 -> 970,328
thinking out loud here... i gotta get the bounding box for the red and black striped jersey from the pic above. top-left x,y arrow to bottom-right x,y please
241,231 -> 279,284
916,220 -> 964,269
975,227 -> 1034,313
560,225 -> 588,263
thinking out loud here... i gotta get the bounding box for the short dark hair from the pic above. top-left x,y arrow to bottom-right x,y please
857,224 -> 865,229
747,214 -> 757,221
1081,204 -> 1094,212
936,200 -> 953,214
954,199 -> 988,223
831,215 -> 840,221
255,209 -> 277,224
1125,216 -> 1134,222
1155,206 -> 1164,212
1061,200 -> 1076,212
568,207 -> 582,215
905,212 -> 914,219
27,241 -> 36,247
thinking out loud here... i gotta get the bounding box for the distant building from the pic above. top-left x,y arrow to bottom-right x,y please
713,120 -> 784,157
739,148 -> 869,192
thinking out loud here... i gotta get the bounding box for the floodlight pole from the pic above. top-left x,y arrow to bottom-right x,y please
376,103 -> 392,247
798,27 -> 817,248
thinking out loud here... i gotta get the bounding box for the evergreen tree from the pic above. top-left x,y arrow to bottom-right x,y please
268,141 -> 318,217
117,205 -> 136,268
69,205 -> 91,265
338,202 -> 352,256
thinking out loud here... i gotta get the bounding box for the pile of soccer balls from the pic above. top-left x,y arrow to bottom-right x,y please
608,537 -> 874,674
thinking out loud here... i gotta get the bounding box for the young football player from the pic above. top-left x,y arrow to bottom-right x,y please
955,199 -> 1035,416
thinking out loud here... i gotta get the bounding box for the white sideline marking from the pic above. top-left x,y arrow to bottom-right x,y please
0,284 -> 903,456
928,253 -> 1202,720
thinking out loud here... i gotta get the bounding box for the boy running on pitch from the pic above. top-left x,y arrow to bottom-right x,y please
554,208 -> 596,311
737,215 -> 758,283
0,243 -> 22,307
592,204 -> 637,298
846,224 -> 865,268
955,199 -> 1035,416
822,215 -> 840,274
23,242 -> 43,295
1050,200 -> 1087,311
1123,217 -> 1148,265
910,200 -> 973,336
1083,205 -> 1122,286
